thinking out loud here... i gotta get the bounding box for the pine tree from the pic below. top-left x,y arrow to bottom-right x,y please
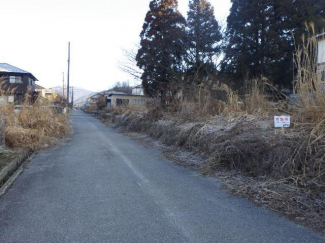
136,0 -> 186,98
186,0 -> 222,84
222,0 -> 273,88
288,0 -> 325,43
222,0 -> 325,89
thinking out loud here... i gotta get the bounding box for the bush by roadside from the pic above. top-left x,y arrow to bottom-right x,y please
0,101 -> 69,150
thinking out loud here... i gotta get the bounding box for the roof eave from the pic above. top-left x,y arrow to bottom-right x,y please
0,72 -> 38,81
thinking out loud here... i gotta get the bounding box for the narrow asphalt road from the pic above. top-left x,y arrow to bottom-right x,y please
0,110 -> 323,243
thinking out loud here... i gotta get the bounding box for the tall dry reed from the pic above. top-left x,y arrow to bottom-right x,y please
293,25 -> 325,121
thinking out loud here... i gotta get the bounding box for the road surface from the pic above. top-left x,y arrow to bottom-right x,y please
0,110 -> 323,243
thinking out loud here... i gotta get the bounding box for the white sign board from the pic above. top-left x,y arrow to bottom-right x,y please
274,116 -> 290,128
8,96 -> 14,103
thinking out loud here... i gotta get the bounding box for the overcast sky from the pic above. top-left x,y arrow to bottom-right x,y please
0,0 -> 232,91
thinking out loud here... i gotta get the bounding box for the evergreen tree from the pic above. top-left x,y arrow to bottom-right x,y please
136,0 -> 186,98
287,0 -> 325,43
222,0 -> 325,89
186,0 -> 222,84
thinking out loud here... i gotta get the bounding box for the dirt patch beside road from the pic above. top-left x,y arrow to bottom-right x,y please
0,148 -> 27,172
0,148 -> 30,187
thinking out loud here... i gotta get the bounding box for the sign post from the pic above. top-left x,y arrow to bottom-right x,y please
274,115 -> 290,134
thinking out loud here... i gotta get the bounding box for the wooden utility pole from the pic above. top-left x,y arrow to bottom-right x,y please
62,72 -> 65,99
67,42 -> 70,107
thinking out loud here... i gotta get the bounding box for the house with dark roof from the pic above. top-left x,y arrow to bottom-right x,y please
0,63 -> 38,104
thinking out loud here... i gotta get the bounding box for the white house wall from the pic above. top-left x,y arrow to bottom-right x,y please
317,39 -> 325,84
318,39 -> 325,64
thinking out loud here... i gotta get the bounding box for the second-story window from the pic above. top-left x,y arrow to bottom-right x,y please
9,76 -> 22,84
28,78 -> 35,86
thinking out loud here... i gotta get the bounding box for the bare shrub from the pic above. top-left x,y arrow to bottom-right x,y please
217,82 -> 242,116
85,104 -> 98,113
144,98 -> 164,121
174,84 -> 228,122
244,78 -> 273,115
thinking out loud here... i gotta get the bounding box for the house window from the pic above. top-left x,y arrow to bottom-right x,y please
132,99 -> 146,105
116,99 -> 129,106
9,76 -> 22,84
28,78 -> 35,86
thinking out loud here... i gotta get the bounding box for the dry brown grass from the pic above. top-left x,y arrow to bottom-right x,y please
0,99 -> 69,150
110,103 -> 147,115
172,78 -> 276,122
243,78 -> 274,115
282,27 -> 325,191
292,25 -> 325,122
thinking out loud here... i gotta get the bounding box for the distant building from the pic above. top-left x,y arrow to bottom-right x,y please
107,94 -> 148,108
132,85 -> 145,96
74,103 -> 83,108
0,63 -> 38,104
35,85 -> 57,101
86,91 -> 125,104
85,89 -> 148,110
